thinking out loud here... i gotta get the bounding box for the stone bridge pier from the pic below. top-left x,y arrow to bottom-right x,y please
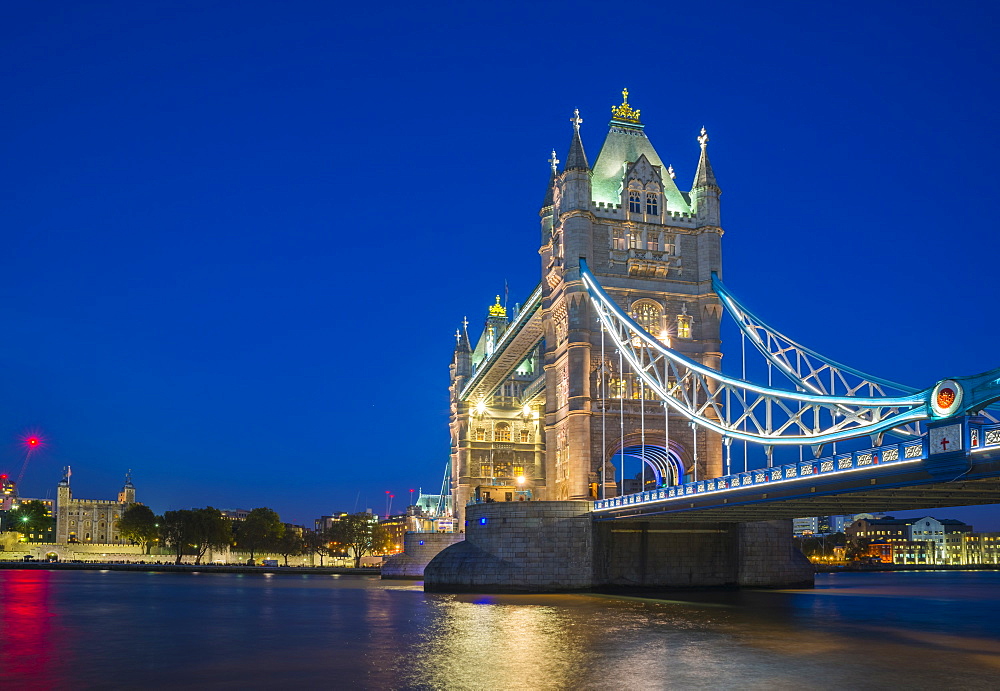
423,501 -> 813,593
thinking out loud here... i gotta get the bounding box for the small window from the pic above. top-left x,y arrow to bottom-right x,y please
495,422 -> 511,442
513,465 -> 524,476
628,232 -> 640,249
677,315 -> 692,339
629,190 -> 641,214
646,193 -> 658,216
612,228 -> 625,250
475,427 -> 486,442
520,429 -> 530,443
646,232 -> 659,251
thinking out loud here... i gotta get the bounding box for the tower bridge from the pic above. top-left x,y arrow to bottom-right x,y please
398,91 -> 1000,591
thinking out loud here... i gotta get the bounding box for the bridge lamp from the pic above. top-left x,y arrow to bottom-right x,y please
474,401 -> 487,417
658,330 -> 672,347
516,475 -> 526,485
522,404 -> 531,418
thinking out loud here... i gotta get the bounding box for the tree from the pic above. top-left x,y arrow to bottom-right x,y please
303,529 -> 332,566
235,507 -> 284,562
7,500 -> 53,541
845,536 -> 872,562
119,504 -> 159,553
189,507 -> 233,565
330,513 -> 391,568
159,510 -> 196,564
275,529 -> 304,566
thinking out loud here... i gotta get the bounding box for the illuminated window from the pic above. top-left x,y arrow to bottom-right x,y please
609,377 -> 625,399
646,193 -> 658,216
495,422 -> 511,442
475,427 -> 486,442
646,232 -> 658,251
633,301 -> 661,334
677,314 -> 692,339
513,465 -> 524,476
628,232 -> 640,249
612,228 -> 625,250
629,190 -> 641,213
520,429 -> 530,443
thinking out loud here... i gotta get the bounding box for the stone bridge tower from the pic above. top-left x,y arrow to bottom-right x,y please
540,90 -> 724,501
449,91 -> 724,520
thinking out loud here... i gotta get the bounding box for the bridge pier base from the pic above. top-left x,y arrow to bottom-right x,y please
424,502 -> 813,593
381,532 -> 465,579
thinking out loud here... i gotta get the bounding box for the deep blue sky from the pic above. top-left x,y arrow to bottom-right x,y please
2,1 -> 999,527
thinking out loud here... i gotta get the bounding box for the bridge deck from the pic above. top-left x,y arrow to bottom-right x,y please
595,417 -> 1000,522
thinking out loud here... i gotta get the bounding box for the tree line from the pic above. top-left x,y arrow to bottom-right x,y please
118,505 -> 392,567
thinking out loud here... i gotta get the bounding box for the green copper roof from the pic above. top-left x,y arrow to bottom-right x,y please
591,122 -> 690,213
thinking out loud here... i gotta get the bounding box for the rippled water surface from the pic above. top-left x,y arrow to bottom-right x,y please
1,569 -> 999,689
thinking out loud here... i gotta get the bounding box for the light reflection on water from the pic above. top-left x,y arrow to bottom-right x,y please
0,570 -> 998,689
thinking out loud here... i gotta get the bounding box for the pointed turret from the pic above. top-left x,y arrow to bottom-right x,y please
692,127 -> 719,191
559,109 -> 592,213
118,469 -> 136,504
541,149 -> 558,209
455,317 -> 472,371
691,127 -> 721,226
565,109 -> 589,171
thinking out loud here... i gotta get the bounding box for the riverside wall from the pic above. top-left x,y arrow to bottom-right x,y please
424,502 -> 814,593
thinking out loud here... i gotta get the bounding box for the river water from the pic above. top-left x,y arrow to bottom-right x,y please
1,569 -> 998,689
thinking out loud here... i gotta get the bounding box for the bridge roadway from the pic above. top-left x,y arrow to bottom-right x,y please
594,416 -> 1000,523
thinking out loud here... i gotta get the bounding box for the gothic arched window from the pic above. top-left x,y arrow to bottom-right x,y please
632,301 -> 662,335
495,422 -> 511,442
629,189 -> 642,214
646,193 -> 658,216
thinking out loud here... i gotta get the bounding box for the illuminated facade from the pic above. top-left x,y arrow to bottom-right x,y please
54,467 -> 136,544
848,516 -> 972,565
450,91 -> 724,516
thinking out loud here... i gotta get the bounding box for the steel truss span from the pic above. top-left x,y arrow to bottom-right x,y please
580,259 -> 1000,447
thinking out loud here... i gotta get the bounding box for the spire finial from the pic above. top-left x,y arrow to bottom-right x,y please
548,149 -> 560,173
462,316 -> 469,329
667,164 -> 676,180
570,109 -> 583,131
698,126 -> 709,149
455,328 -> 461,343
611,89 -> 641,123
489,295 -> 507,318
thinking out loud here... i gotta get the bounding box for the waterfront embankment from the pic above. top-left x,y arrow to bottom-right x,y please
0,560 -> 380,575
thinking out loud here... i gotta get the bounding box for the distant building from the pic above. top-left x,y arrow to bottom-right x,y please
220,509 -> 251,522
847,516 -> 972,565
0,474 -> 16,511
380,514 -> 408,554
963,533 -> 1000,565
54,467 -> 136,545
793,513 -> 883,537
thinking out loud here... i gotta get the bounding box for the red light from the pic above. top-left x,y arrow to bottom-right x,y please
28,438 -> 39,446
0,474 -> 6,479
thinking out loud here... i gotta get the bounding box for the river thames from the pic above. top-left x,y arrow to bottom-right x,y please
1,569 -> 998,689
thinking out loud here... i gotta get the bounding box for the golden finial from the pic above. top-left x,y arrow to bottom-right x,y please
611,88 -> 641,123
488,295 -> 507,318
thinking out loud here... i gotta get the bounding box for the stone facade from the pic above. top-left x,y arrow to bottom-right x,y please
381,532 -> 465,579
425,501 -> 594,592
54,468 -> 135,545
424,502 -> 814,593
449,92 -> 725,523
